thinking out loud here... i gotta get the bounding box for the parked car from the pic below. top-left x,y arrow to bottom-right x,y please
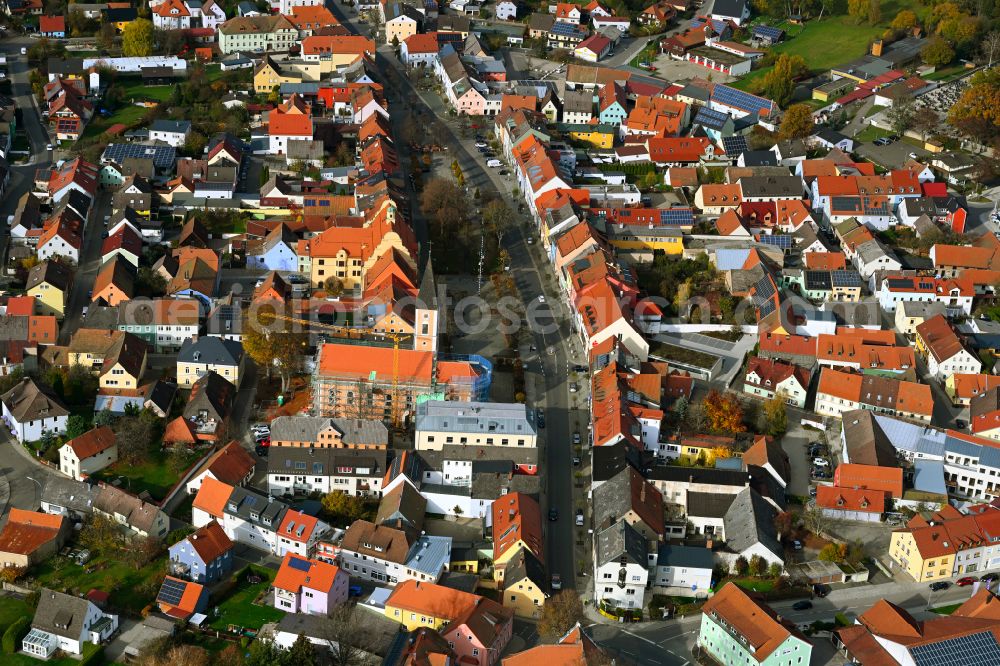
573,364 -> 588,373
573,433 -> 581,445
873,137 -> 889,146
575,511 -> 584,527
572,456 -> 581,466
792,540 -> 803,550
813,584 -> 830,598
474,142 -> 487,148
930,581 -> 950,591
981,573 -> 999,582
251,424 -> 270,434
256,438 -> 271,448
548,507 -> 559,521
809,487 -> 817,497
956,420 -> 968,429
957,576 -> 977,586
551,573 -> 562,590
792,600 -> 813,611
569,383 -> 579,393
255,445 -> 269,457
813,458 -> 830,467
537,294 -> 545,303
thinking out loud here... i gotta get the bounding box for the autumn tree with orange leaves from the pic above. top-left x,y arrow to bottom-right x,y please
703,390 -> 747,433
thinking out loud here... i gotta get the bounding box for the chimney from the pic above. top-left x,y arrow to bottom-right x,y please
871,40 -> 883,57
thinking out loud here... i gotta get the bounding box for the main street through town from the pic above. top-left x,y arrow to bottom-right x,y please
324,0 -> 585,599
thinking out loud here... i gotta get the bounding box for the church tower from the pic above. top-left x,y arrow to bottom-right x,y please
414,256 -> 440,353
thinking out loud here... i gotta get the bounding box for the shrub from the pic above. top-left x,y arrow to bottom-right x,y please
2,616 -> 30,654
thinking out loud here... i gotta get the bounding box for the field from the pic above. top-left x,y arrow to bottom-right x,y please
732,11 -> 900,93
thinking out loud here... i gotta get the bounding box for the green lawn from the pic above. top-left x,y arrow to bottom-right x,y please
95,450 -> 193,501
120,80 -> 174,103
930,603 -> 963,615
925,64 -> 969,82
0,596 -> 30,629
209,566 -> 285,632
714,577 -> 776,593
732,14 -> 896,93
81,105 -> 150,141
30,553 -> 166,616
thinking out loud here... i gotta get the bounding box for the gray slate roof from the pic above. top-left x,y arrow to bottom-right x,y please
32,589 -> 96,640
685,491 -> 735,519
41,477 -> 100,514
594,520 -> 647,567
415,400 -> 535,437
178,336 -> 244,366
656,543 -> 714,570
225,485 -> 285,527
270,415 -> 389,447
722,488 -> 782,561
267,447 -> 387,479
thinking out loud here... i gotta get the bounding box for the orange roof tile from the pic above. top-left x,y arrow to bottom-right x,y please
184,520 -> 233,563
0,509 -> 64,555
198,441 -> 256,486
834,463 -> 903,497
804,251 -> 847,270
65,425 -> 116,460
952,374 -> 1000,401
700,584 -> 806,662
5,296 -> 36,316
192,477 -> 233,519
916,314 -> 967,364
276,509 -> 319,543
301,35 -> 375,56
274,553 -> 342,592
388,580 -> 481,618
492,492 -> 542,561
404,31 -> 440,53
816,485 -> 887,513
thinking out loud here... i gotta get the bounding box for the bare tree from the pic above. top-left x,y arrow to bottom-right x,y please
981,31 -> 1000,68
323,604 -> 385,666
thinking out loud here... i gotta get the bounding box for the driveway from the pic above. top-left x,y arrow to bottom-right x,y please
779,421 -> 815,499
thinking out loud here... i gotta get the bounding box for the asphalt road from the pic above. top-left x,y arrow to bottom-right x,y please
0,38 -> 52,276
324,0 -> 587,592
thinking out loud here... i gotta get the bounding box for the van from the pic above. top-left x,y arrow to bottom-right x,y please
486,159 -> 502,168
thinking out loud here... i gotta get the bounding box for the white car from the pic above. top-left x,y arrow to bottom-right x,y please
813,458 -> 830,467
474,142 -> 488,148
46,144 -> 54,151
537,295 -> 545,303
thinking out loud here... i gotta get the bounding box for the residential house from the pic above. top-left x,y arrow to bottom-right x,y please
149,119 -> 192,148
248,222 -> 298,272
742,357 -> 810,408
273,553 -> 349,615
0,509 -> 67,569
814,367 -> 933,423
268,415 -> 390,449
185,440 -> 256,494
972,387 -> 1000,442
58,426 -> 117,481
592,467 -> 665,543
1,377 -> 69,443
697,583 -> 812,666
267,447 -> 387,497
652,544 -> 713,593
895,301 -> 947,337
176,336 -> 245,388
168,520 -> 235,583
156,576 -> 210,621
92,256 -> 136,307
816,485 -> 888,522
835,591 -> 1000,665
915,314 -> 982,381
166,371 -> 237,445
593,520 -> 649,611
384,580 -> 513,666
501,547 -> 548,619
947,374 -> 1000,407
384,2 -> 422,44
21,590 -> 118,659
36,219 -> 81,264
337,519 -> 451,584
94,483 -> 169,540
491,492 -> 543,584
26,259 -> 72,318
38,14 -> 65,37
414,400 -> 537,450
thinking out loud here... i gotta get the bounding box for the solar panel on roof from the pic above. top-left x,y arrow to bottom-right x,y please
288,556 -> 312,572
712,84 -> 774,114
753,25 -> 783,41
804,271 -> 832,290
758,235 -> 793,249
694,106 -> 729,130
157,578 -> 186,606
886,277 -> 914,289
550,21 -> 582,35
660,208 -> 693,226
102,142 -> 177,169
910,631 -> 1000,666
831,270 -> 862,287
722,135 -> 749,155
